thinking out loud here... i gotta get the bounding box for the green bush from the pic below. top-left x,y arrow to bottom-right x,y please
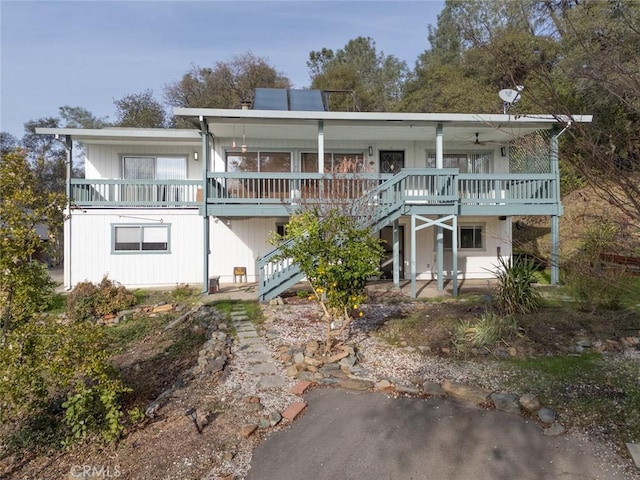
564,222 -> 630,311
454,311 -> 521,355
66,276 -> 136,322
0,317 -> 129,447
494,256 -> 541,315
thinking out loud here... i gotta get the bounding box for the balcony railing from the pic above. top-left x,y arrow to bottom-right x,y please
71,179 -> 202,207
70,171 -> 558,211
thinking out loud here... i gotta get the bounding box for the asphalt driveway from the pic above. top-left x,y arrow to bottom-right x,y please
247,388 -> 632,480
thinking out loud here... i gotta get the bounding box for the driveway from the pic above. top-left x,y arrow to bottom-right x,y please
247,388 -> 632,480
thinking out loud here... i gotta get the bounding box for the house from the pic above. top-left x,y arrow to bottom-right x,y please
37,88 -> 592,300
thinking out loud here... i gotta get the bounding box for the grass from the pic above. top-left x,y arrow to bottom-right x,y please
503,353 -> 640,445
103,314 -> 168,352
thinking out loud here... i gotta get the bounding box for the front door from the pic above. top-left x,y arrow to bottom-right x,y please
380,225 -> 404,280
379,150 -> 405,174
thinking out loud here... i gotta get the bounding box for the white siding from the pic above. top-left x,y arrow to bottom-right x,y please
85,144 -> 201,179
208,217 -> 281,283
68,209 -> 203,288
395,215 -> 512,280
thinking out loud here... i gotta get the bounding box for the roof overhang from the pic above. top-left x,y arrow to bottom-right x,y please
174,108 -> 593,143
35,127 -> 201,146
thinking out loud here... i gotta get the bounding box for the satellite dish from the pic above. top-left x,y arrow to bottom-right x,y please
499,86 -> 524,114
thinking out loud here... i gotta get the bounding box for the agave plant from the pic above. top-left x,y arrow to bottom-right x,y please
495,256 -> 541,316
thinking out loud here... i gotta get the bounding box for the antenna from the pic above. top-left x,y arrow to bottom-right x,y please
499,85 -> 524,114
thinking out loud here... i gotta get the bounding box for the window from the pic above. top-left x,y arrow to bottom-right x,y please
123,156 -> 186,179
301,152 -> 365,173
442,224 -> 484,250
121,155 -> 187,203
112,224 -> 170,253
226,151 -> 291,172
427,153 -> 492,173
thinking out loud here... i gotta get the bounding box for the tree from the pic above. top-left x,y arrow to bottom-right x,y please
0,150 -> 64,341
270,206 -> 384,353
113,89 -> 168,128
308,37 -> 408,112
21,117 -> 68,194
59,105 -> 110,129
0,132 -> 19,155
165,52 -> 291,113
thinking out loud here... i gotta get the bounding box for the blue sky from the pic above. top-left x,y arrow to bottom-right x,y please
1,0 -> 444,138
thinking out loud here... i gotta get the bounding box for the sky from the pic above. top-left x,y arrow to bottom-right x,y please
0,0 -> 444,139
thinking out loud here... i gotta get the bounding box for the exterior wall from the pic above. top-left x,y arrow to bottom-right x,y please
211,138 -> 505,173
208,216 -> 283,283
85,144 -> 202,179
67,208 -> 202,288
396,215 -> 512,280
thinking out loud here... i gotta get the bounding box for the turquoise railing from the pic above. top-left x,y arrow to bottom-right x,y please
70,179 -> 202,207
256,169 -> 461,300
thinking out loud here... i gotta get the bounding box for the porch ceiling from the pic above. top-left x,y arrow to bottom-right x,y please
175,108 -> 592,144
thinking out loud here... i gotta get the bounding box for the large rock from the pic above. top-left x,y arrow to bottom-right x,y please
490,393 -> 521,415
338,378 -> 374,391
519,393 -> 541,413
442,380 -> 492,405
537,407 -> 557,424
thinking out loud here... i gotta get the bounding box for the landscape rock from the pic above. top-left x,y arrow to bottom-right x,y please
519,393 -> 541,413
422,382 -> 445,396
490,392 -> 521,415
538,407 -> 557,424
442,380 -> 492,405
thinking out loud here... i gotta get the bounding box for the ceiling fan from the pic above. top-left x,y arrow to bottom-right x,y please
466,132 -> 501,146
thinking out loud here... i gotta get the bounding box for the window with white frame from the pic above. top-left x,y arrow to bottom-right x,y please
123,155 -> 187,179
427,152 -> 492,173
441,224 -> 484,250
112,224 -> 170,253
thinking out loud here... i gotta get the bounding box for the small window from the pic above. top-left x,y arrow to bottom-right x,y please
442,225 -> 484,250
112,224 -> 170,253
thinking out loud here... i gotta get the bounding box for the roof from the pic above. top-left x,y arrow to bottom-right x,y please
173,108 -> 592,143
35,127 -> 201,145
36,111 -> 593,145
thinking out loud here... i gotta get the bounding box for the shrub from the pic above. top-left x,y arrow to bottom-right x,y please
66,276 -> 136,322
454,311 -> 521,355
564,222 -> 630,311
494,256 -> 541,315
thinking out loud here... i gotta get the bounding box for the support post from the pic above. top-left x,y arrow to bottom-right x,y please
393,219 -> 400,288
200,116 -> 210,294
317,120 -> 324,173
550,129 -> 561,284
64,136 -> 73,289
436,123 -> 443,169
436,223 -> 444,291
411,214 -> 417,298
452,215 -> 458,296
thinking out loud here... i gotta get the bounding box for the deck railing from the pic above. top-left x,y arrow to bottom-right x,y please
70,171 -> 558,208
70,179 -> 202,207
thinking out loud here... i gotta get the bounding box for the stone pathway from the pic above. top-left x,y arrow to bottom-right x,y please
230,304 -> 288,389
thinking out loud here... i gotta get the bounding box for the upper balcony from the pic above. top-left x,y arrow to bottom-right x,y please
70,170 -> 560,217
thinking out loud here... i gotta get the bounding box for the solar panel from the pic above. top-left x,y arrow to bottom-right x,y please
253,88 -> 288,110
289,89 -> 326,111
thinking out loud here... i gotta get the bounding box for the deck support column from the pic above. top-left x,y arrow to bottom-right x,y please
200,116 -> 210,294
393,218 -> 400,288
550,129 -> 561,285
436,222 -> 444,291
452,214 -> 458,297
64,136 -> 73,289
551,215 -> 559,284
435,123 -> 445,291
410,214 -> 417,298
